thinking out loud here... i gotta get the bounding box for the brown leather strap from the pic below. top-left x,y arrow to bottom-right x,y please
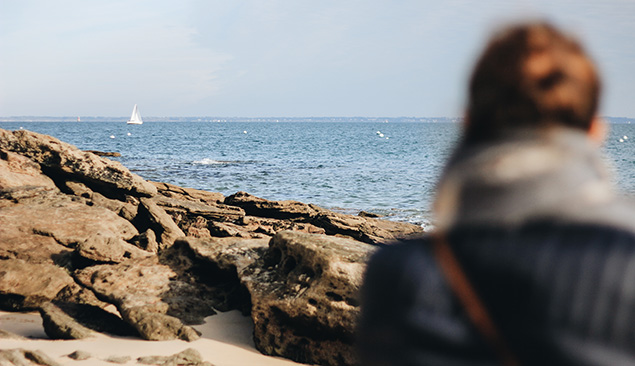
433,233 -> 520,366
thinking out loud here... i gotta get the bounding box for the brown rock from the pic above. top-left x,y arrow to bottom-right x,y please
155,195 -> 245,222
152,181 -> 225,205
225,191 -> 319,220
39,302 -> 96,339
0,349 -> 62,366
76,232 -> 154,263
129,229 -> 159,253
138,197 -> 185,249
223,191 -> 424,245
181,232 -> 377,366
43,301 -> 138,338
0,150 -> 58,192
0,329 -> 26,340
67,350 -> 92,361
312,210 -> 423,245
84,150 -> 121,157
0,128 -> 157,197
0,199 -> 138,248
137,348 -> 213,366
74,257 -> 215,341
0,224 -> 71,266
244,231 -> 377,366
0,259 -> 75,310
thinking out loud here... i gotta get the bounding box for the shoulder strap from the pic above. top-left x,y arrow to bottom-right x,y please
432,233 -> 520,366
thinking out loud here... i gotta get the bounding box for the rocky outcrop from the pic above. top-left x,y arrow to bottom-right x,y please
0,129 -> 157,197
179,231 -> 376,365
224,191 -> 422,245
74,256 -> 212,341
0,127 -> 425,365
246,231 -> 375,365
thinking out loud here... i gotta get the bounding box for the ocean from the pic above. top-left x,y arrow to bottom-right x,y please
2,120 -> 635,228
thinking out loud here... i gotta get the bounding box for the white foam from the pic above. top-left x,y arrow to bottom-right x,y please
193,158 -> 225,165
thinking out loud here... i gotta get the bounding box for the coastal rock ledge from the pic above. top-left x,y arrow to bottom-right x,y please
0,128 -> 424,366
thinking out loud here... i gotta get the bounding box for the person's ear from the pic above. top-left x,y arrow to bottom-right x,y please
588,116 -> 607,145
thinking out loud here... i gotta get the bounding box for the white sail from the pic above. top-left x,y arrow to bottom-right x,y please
127,104 -> 143,125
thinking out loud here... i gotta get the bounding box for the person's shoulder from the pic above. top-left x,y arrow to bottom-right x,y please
365,235 -> 438,283
368,236 -> 430,264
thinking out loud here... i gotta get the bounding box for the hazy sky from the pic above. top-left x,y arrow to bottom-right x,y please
1,0 -> 634,117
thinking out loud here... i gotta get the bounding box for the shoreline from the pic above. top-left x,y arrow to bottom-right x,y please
0,310 -> 303,366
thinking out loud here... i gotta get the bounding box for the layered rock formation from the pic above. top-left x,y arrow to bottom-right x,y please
0,128 -> 424,365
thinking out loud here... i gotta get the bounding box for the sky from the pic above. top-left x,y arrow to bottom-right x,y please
1,0 -> 634,118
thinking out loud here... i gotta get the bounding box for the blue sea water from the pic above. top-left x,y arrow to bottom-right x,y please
2,121 -> 635,227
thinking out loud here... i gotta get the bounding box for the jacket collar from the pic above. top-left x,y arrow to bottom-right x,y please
434,127 -> 635,232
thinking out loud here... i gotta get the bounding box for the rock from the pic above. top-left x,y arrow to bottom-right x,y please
0,329 -> 26,340
137,348 -> 213,366
358,210 -> 382,218
312,210 -> 422,245
53,283 -> 114,309
39,302 -> 96,339
181,237 -> 270,274
74,257 -> 215,341
156,195 -> 245,222
84,150 -> 121,157
0,259 -> 75,311
138,197 -> 185,249
0,199 -> 138,248
0,224 -> 71,266
0,349 -> 62,366
76,232 -> 154,263
64,180 -> 133,215
130,229 -> 159,253
244,231 -> 376,366
126,310 -> 200,342
152,181 -> 225,205
237,216 -> 326,237
67,350 -> 92,361
225,191 -> 319,220
0,150 -> 58,192
102,355 -> 131,364
179,233 -> 377,366
41,301 -> 138,338
223,192 -> 423,245
0,128 -> 156,197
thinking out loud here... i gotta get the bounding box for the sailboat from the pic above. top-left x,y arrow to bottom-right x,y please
127,104 -> 143,125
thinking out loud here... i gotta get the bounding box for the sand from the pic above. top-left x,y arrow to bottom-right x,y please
0,310 -> 304,366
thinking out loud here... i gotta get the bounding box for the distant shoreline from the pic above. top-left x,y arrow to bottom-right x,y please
1,116 -> 632,123
0,117 -> 462,123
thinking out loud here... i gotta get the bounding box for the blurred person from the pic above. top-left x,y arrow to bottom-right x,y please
358,21 -> 635,366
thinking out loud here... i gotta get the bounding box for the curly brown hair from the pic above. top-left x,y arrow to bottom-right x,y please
464,22 -> 601,144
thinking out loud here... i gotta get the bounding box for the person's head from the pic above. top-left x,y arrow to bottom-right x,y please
464,21 -> 602,145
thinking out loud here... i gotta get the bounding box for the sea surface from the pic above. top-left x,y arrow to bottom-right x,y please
2,121 -> 635,228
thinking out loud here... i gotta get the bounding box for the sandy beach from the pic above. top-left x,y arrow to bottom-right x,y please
0,310 -> 304,366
